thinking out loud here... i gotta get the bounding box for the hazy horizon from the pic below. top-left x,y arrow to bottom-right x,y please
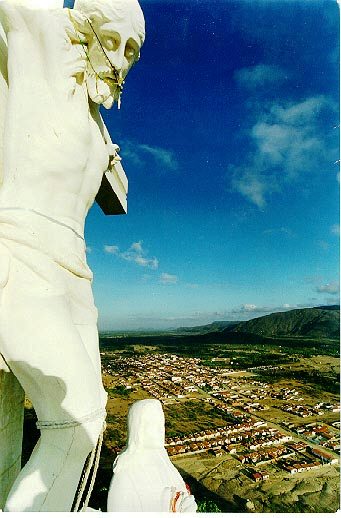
97,302 -> 339,332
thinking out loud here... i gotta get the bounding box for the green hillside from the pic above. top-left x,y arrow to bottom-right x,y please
172,306 -> 339,341
231,306 -> 340,340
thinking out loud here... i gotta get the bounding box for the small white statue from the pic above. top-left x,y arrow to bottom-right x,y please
107,399 -> 198,513
0,0 -> 144,511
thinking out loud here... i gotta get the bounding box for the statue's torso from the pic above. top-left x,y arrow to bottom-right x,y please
0,7 -> 109,236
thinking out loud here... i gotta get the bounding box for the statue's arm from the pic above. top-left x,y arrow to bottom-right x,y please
0,0 -> 78,185
0,0 -> 64,33
0,0 -> 41,187
0,0 -> 62,13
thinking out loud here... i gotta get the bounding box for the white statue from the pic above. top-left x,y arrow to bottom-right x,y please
0,0 -> 144,511
107,399 -> 198,513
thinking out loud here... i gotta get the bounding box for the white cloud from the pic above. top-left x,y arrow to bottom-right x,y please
331,224 -> 340,235
104,245 -> 120,254
160,272 -> 178,284
104,241 -> 159,270
86,246 -> 92,253
242,304 -> 258,312
230,95 -> 337,207
138,144 -> 178,171
231,303 -> 306,319
231,170 -> 269,209
131,241 -> 143,252
121,141 -> 178,172
316,282 -> 340,295
317,240 -> 330,251
234,64 -> 289,90
120,143 -> 143,167
238,303 -> 294,314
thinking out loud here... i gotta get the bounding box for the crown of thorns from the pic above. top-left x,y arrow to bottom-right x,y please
69,11 -> 126,107
86,19 -> 125,92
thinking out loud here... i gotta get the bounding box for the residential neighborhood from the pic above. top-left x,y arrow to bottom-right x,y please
101,351 -> 340,480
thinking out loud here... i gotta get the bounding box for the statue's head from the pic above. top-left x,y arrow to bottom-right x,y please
126,399 -> 165,450
72,0 -> 145,108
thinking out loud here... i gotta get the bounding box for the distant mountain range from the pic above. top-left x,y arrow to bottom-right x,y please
99,305 -> 339,352
175,321 -> 240,335
175,306 -> 340,340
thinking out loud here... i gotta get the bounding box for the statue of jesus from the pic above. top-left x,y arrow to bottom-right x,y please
0,0 -> 144,511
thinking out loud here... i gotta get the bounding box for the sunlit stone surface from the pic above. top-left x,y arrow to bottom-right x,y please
0,0 -> 144,511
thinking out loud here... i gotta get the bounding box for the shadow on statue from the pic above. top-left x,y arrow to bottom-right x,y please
2,363 -> 103,512
22,410 -> 116,512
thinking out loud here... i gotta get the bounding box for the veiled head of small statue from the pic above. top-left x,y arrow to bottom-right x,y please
126,399 -> 165,450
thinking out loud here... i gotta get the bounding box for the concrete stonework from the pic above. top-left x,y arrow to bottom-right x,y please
0,0 -> 145,511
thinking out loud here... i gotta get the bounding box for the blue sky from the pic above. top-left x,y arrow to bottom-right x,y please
85,0 -> 340,331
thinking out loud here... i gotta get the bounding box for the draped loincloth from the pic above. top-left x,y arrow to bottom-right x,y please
0,208 -> 97,325
0,207 -> 92,280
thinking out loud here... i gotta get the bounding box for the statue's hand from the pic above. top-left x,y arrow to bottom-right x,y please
108,144 -> 121,169
166,487 -> 198,513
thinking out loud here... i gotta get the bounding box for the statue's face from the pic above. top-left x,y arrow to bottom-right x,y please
85,5 -> 143,109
